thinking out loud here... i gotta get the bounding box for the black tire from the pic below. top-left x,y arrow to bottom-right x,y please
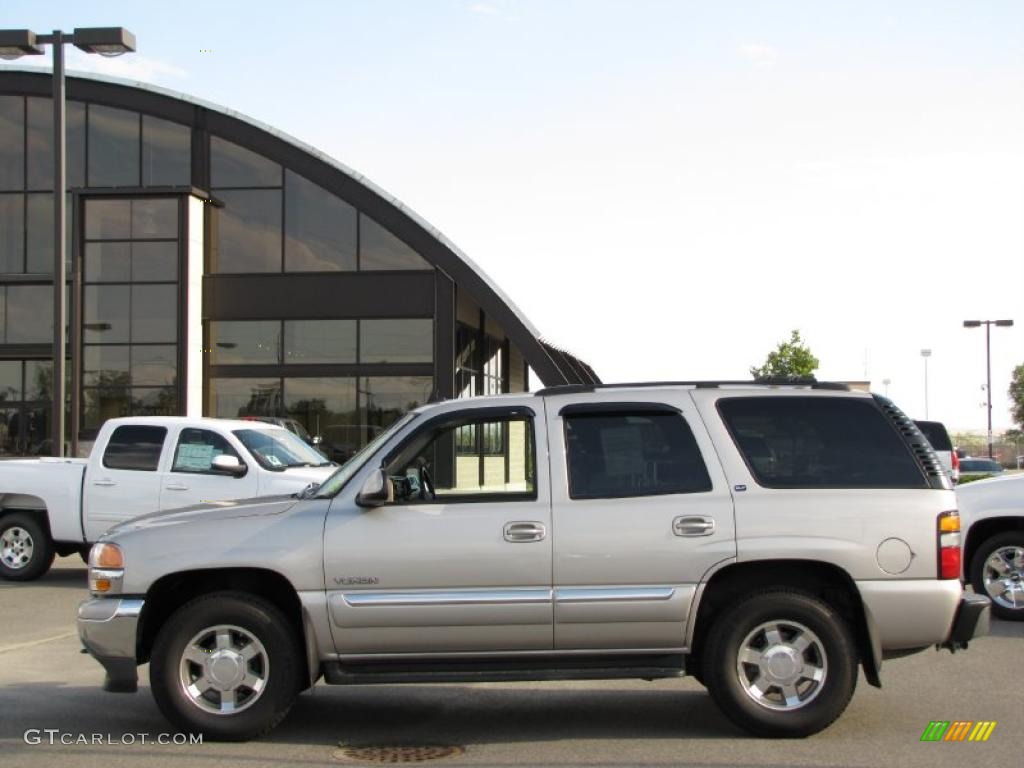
150,591 -> 303,741
702,589 -> 857,738
970,531 -> 1024,621
0,512 -> 55,581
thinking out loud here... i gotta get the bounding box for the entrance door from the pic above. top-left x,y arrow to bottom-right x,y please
323,402 -> 553,655
544,392 -> 736,651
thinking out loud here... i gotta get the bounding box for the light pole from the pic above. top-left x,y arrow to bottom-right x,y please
920,349 -> 931,419
963,319 -> 1014,459
882,378 -> 891,397
0,27 -> 135,456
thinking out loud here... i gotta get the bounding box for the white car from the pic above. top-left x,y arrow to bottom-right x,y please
0,416 -> 337,581
957,472 -> 1024,620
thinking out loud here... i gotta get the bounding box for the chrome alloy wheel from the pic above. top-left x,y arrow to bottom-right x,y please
736,620 -> 828,711
982,545 -> 1024,611
178,625 -> 269,715
0,526 -> 33,570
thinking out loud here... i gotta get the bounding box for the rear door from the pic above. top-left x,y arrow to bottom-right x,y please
159,426 -> 258,510
84,424 -> 169,539
545,392 -> 736,650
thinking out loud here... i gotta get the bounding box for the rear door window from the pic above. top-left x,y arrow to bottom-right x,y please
719,397 -> 927,488
563,408 -> 711,499
102,425 -> 168,471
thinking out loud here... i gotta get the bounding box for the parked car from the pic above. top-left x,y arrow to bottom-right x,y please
956,473 -> 1024,620
77,382 -> 988,740
914,420 -> 959,484
959,457 -> 1005,482
0,417 -> 337,581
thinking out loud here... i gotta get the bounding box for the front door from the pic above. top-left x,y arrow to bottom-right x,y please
159,426 -> 258,510
544,392 -> 736,650
323,402 -> 552,656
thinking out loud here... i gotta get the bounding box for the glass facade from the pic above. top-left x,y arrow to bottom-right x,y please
0,79 -> 532,458
81,197 -> 179,431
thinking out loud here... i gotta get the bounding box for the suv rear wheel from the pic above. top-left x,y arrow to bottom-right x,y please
702,589 -> 857,738
970,531 -> 1024,621
150,592 -> 302,740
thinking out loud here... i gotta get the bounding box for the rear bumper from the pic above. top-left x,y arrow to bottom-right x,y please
77,597 -> 143,693
942,593 -> 990,650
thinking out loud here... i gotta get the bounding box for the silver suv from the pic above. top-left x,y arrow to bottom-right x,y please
78,381 -> 989,741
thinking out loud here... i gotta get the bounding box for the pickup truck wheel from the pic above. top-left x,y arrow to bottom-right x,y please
970,532 -> 1024,620
0,513 -> 54,581
150,592 -> 302,741
702,590 -> 857,738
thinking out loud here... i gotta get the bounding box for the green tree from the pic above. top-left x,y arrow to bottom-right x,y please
750,330 -> 820,381
1010,364 -> 1024,431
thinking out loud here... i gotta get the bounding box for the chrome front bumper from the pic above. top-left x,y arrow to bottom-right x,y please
77,597 -> 144,693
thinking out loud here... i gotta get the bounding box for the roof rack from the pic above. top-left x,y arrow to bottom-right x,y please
533,379 -> 851,396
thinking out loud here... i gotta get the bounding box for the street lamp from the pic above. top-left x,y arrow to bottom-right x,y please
963,319 -> 1014,459
0,27 -> 135,457
920,349 -> 931,419
882,378 -> 891,397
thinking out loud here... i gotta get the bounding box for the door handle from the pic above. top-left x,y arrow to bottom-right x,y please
92,479 -> 116,487
503,521 -> 547,543
673,516 -> 716,537
165,483 -> 189,491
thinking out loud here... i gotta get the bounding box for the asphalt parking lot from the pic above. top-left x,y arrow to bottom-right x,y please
1,558 -> 1020,768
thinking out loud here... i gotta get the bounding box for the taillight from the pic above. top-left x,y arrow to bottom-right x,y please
937,511 -> 961,579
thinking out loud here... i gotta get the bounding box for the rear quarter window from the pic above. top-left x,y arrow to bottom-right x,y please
915,421 -> 952,452
718,396 -> 927,489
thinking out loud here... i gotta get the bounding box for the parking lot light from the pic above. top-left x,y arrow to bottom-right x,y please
962,319 -> 1014,458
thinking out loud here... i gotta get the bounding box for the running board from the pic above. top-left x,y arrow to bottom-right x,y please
323,653 -> 687,686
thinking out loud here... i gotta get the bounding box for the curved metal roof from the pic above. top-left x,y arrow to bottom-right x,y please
0,66 -> 599,387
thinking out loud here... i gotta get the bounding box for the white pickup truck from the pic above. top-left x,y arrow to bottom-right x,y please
0,416 -> 338,581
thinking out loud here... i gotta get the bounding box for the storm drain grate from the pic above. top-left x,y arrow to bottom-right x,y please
332,744 -> 465,763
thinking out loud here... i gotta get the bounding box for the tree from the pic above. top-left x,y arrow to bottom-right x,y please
1010,364 -> 1024,431
750,330 -> 820,381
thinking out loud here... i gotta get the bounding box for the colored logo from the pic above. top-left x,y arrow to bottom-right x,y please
920,721 -> 996,742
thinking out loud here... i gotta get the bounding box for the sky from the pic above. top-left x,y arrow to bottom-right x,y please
4,0 -> 1023,433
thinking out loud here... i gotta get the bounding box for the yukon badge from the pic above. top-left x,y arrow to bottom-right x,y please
333,576 -> 380,586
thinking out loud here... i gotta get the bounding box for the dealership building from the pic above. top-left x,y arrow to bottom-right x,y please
0,69 -> 598,458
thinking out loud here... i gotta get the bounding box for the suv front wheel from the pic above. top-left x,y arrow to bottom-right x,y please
702,589 -> 857,738
150,592 -> 303,741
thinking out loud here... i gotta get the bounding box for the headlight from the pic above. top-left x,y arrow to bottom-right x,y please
88,542 -> 124,595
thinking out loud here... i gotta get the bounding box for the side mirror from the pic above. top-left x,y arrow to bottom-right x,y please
356,468 -> 392,507
311,435 -> 323,446
212,454 -> 247,477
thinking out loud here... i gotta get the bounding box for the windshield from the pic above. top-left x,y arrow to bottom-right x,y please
315,412 -> 419,498
233,428 -> 333,470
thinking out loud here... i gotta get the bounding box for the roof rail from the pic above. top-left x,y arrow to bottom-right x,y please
533,378 -> 850,396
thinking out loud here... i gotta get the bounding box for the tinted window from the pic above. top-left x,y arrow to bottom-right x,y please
915,421 -> 952,452
284,320 -> 356,364
360,319 -> 433,363
212,189 -> 281,272
564,411 -> 711,499
103,425 -> 167,471
6,286 -> 52,344
172,428 -> 241,473
142,115 -> 191,187
359,213 -> 431,270
284,170 -> 357,272
0,193 -> 24,272
210,136 -> 282,188
26,98 -> 85,190
210,321 -> 281,365
0,96 -> 24,191
719,397 -> 926,488
88,105 -> 140,188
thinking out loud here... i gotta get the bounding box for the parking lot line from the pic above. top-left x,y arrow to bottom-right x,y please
0,631 -> 77,655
